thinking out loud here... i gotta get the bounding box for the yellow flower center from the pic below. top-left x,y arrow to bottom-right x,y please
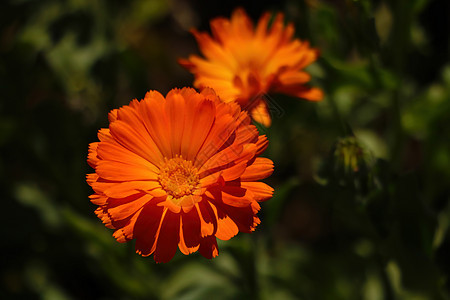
158,156 -> 199,198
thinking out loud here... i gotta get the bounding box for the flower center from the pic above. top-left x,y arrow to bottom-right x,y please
158,156 -> 199,198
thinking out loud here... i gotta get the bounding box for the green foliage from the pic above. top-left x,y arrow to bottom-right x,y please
1,0 -> 449,299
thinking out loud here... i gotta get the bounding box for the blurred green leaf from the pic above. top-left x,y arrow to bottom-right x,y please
161,262 -> 237,300
265,178 -> 300,227
14,183 -> 61,228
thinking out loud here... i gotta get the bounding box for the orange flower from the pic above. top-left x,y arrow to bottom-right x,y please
87,87 -> 274,263
179,8 -> 323,127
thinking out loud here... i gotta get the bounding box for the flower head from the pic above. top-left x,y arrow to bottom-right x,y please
334,136 -> 373,174
179,8 -> 323,127
87,87 -> 274,263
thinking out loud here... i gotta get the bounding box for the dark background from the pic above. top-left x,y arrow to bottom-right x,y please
1,0 -> 449,299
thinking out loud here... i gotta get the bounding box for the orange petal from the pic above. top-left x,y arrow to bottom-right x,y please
195,201 -> 217,237
181,207 -> 201,248
134,201 -> 165,257
89,194 -> 107,206
95,206 -> 114,229
86,173 -> 99,185
220,185 -> 254,207
213,199 -> 258,233
233,143 -> 257,165
165,91 -> 186,156
87,142 -> 99,168
107,194 -> 153,222
241,182 -> 274,202
115,104 -> 165,163
209,203 -> 239,241
234,124 -> 259,146
198,143 -> 256,182
194,114 -> 237,167
98,128 -> 113,142
153,209 -> 181,263
108,109 -> 118,123
198,143 -> 243,173
178,217 -> 200,255
278,71 -> 311,85
198,235 -> 219,259
96,160 -> 157,182
216,215 -> 239,241
241,157 -> 274,181
250,100 -> 271,127
221,161 -> 247,181
255,12 -> 270,38
148,188 -> 167,198
232,8 -> 253,34
191,30 -> 236,68
90,179 -> 117,195
296,87 -> 324,101
178,194 -> 202,212
103,180 -> 161,198
138,91 -> 172,158
183,99 -> 216,160
199,171 -> 222,188
255,135 -> 269,156
113,208 -> 142,242
275,85 -> 323,102
157,198 -> 181,214
97,141 -> 159,174
109,120 -> 164,167
210,17 -> 232,45
268,13 -> 285,38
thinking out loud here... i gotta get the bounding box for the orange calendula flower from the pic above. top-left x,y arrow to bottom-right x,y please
87,87 -> 274,263
179,8 -> 323,127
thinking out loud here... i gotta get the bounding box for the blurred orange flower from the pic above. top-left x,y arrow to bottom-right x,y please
179,8 -> 323,127
87,87 -> 274,263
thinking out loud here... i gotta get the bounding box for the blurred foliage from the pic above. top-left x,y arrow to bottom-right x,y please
1,0 -> 449,299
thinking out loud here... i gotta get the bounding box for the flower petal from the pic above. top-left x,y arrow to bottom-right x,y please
178,218 -> 200,255
153,209 -> 181,263
138,91 -> 172,158
195,201 -> 217,237
182,99 -> 216,160
87,142 -> 99,168
96,160 -> 158,182
209,203 -> 239,241
165,91 -> 186,156
250,100 -> 271,127
97,141 -> 159,174
109,120 -> 164,167
107,194 -> 153,222
113,208 -> 141,243
181,207 -> 201,248
241,182 -> 274,202
103,180 -> 161,198
134,201 -> 165,257
241,157 -> 274,181
198,235 -> 219,259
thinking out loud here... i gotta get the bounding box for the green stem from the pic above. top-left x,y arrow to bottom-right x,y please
389,89 -> 405,170
328,94 -> 348,136
249,236 -> 260,300
387,0 -> 412,170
